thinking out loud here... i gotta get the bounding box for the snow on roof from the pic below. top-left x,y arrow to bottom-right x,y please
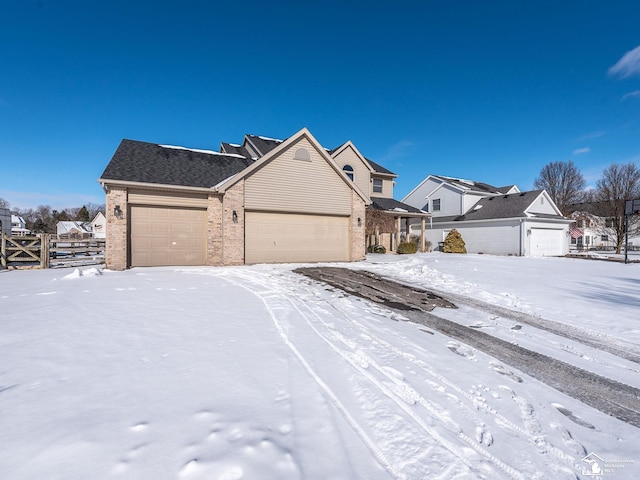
160,145 -> 246,159
256,135 -> 283,142
439,175 -> 474,186
393,207 -> 408,212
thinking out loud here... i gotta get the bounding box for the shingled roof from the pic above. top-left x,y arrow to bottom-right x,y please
433,190 -> 556,222
244,135 -> 284,157
369,197 -> 426,214
100,139 -> 255,188
431,175 -> 503,194
366,158 -> 396,176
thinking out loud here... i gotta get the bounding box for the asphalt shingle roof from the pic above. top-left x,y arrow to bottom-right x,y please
432,190 -> 559,222
100,139 -> 255,188
432,175 -> 502,194
370,197 -> 426,214
245,135 -> 284,156
366,158 -> 396,176
220,142 -> 252,158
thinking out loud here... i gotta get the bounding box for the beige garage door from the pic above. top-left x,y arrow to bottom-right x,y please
130,205 -> 207,266
246,212 -> 350,264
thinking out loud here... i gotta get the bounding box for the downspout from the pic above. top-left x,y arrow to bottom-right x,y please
519,219 -> 525,256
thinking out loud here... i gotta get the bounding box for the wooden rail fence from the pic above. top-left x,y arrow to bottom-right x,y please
1,234 -> 105,269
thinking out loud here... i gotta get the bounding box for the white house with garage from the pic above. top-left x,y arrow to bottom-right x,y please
403,175 -> 571,256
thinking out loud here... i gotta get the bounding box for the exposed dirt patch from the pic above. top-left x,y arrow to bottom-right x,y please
294,267 -> 456,312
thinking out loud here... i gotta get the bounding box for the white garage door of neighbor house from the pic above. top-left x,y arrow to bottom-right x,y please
130,205 -> 207,267
245,212 -> 350,264
530,228 -> 564,257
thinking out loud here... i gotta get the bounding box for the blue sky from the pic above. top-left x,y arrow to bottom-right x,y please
1,0 -> 639,210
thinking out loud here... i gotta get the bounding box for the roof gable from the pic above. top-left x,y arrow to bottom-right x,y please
218,128 -> 369,203
434,190 -> 565,222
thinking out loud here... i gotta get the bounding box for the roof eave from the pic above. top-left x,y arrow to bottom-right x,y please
98,178 -> 219,194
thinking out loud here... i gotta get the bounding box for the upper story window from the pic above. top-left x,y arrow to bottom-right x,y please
343,164 -> 354,181
293,148 -> 311,161
432,199 -> 441,211
372,178 -> 383,193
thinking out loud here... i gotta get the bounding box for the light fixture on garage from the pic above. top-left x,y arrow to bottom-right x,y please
357,217 -> 362,227
527,229 -> 531,236
114,205 -> 123,219
232,210 -> 238,223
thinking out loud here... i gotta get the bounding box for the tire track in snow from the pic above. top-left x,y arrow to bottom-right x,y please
288,274 -> 585,478
221,269 -> 526,480
296,267 -> 640,429
216,273 -> 401,480
357,265 -> 640,364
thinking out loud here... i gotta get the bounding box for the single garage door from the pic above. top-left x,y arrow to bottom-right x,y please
130,205 -> 207,266
245,212 -> 350,264
530,228 -> 565,257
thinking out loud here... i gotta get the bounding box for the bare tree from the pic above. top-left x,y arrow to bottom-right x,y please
0,197 -> 9,209
534,160 -> 586,216
594,162 -> 640,253
365,208 -> 396,248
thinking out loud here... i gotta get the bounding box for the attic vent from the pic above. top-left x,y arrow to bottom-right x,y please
294,148 -> 311,161
520,192 -> 526,196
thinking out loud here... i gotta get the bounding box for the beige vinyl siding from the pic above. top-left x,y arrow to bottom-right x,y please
245,138 -> 352,215
130,205 -> 207,266
245,211 -> 349,264
128,188 -> 209,208
370,176 -> 394,199
332,146 -> 371,199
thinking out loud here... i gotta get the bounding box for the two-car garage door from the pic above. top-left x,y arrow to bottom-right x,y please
130,206 -> 350,266
130,205 -> 207,267
245,211 -> 350,264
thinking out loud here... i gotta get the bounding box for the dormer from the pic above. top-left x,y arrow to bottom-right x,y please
330,141 -> 397,201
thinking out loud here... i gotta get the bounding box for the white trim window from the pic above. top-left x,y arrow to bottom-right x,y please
432,198 -> 441,211
373,178 -> 383,193
343,164 -> 354,181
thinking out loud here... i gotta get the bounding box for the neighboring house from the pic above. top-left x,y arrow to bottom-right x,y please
56,221 -> 91,239
403,175 -> 571,256
0,207 -> 10,236
99,128 -> 428,270
568,210 -> 640,251
91,212 -> 106,239
11,215 -> 30,236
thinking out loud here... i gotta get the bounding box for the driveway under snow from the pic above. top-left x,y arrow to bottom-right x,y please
1,253 -> 638,479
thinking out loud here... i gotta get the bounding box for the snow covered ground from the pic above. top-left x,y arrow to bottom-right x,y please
1,253 -> 638,479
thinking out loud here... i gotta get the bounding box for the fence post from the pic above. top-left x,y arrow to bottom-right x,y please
1,233 -> 6,269
39,234 -> 50,269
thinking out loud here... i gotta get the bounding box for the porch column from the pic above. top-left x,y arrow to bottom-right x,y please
405,217 -> 410,242
420,217 -> 426,252
395,216 -> 401,250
